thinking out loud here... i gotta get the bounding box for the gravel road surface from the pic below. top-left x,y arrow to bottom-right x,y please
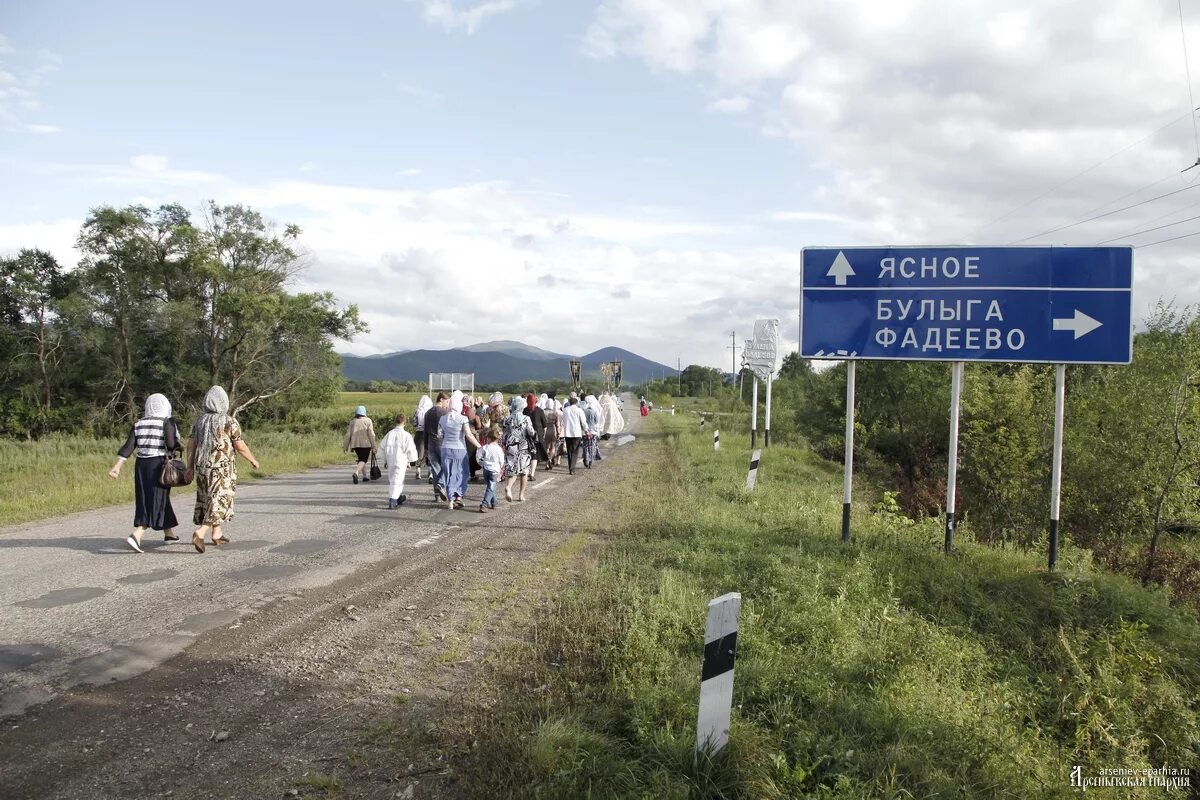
0,400 -> 646,799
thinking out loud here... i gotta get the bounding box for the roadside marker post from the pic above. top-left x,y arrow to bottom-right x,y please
1048,364 -> 1066,570
842,361 -> 856,543
713,430 -> 720,451
746,449 -> 761,491
944,361 -> 964,553
696,592 -> 741,759
803,246 -> 1133,566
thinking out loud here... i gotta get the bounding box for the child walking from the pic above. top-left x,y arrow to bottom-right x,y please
476,425 -> 504,513
379,413 -> 418,508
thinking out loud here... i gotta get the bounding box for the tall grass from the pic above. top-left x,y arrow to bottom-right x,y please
445,415 -> 1200,798
0,392 -> 426,528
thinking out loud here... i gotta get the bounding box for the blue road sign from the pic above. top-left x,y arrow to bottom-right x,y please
800,246 -> 1133,364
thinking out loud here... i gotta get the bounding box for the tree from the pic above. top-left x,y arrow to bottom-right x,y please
72,205 -> 195,420
4,249 -> 70,416
194,203 -> 365,413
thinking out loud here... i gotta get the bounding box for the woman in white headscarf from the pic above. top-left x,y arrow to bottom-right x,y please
538,392 -> 561,469
411,395 -> 433,480
582,394 -> 604,468
186,386 -> 260,553
600,393 -> 625,438
438,389 -> 481,509
107,393 -> 182,553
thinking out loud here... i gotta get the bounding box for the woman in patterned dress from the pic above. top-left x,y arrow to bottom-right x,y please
186,385 -> 260,553
501,396 -> 536,502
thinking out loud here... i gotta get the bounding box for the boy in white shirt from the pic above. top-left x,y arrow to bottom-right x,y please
475,425 -> 505,513
379,413 -> 418,508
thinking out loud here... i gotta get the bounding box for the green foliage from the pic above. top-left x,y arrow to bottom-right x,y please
450,415 -> 1200,798
1,202 -> 365,437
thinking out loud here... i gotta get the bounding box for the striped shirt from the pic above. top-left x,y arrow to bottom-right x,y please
117,418 -> 180,459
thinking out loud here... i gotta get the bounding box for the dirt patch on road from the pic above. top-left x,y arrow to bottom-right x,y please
0,432 -> 655,800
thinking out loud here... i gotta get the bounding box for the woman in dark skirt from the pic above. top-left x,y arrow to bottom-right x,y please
108,393 -> 181,553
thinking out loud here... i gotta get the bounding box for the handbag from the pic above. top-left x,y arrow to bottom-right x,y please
160,452 -> 191,487
369,450 -> 382,481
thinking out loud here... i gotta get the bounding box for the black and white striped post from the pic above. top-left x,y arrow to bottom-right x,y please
696,591 -> 741,758
745,449 -> 761,490
713,429 -> 720,451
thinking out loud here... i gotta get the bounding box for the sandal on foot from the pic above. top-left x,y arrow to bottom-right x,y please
125,535 -> 144,554
192,534 -> 206,554
163,531 -> 179,542
212,535 -> 230,546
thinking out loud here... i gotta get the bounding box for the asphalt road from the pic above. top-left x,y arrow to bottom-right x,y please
0,402 -> 640,721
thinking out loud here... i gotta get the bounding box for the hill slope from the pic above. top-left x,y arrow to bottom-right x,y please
340,342 -> 678,385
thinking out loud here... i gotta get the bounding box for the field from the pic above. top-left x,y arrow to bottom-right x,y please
0,392 -> 424,528
439,414 -> 1200,798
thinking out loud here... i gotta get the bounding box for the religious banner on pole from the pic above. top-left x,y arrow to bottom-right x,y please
569,359 -> 582,389
744,318 -> 781,381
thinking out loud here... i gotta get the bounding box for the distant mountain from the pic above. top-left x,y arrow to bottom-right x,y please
339,342 -> 678,386
458,340 -> 571,361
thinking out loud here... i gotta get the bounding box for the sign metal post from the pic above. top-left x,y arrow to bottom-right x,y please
1049,364 -> 1066,571
842,360 -> 856,543
945,361 -> 964,553
764,375 -> 773,448
750,378 -> 758,448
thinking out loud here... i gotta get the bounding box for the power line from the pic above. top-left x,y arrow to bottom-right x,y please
972,111 -> 1192,237
1092,190 -> 1200,241
1180,0 -> 1200,162
1095,211 -> 1200,244
1009,180 -> 1200,243
1135,227 -> 1200,248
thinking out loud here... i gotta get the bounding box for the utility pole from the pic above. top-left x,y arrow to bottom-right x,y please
677,357 -> 681,395
727,331 -> 738,390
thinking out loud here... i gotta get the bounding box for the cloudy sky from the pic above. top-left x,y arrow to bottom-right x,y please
3,0 -> 1200,369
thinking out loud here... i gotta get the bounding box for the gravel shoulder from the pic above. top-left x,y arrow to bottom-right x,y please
0,408 -> 651,799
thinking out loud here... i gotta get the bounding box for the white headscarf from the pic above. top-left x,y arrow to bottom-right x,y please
450,390 -> 464,413
194,386 -> 232,468
415,394 -> 433,419
538,393 -> 549,410
143,393 -> 171,419
488,391 -> 503,407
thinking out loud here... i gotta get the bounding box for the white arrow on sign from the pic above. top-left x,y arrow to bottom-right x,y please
826,251 -> 855,286
1053,309 -> 1103,340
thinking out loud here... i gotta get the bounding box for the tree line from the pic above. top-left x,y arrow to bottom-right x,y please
0,202 -> 365,438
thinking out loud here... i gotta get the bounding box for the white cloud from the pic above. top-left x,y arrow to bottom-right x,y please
397,168 -> 422,176
584,0 -> 1200,315
413,0 -> 530,34
708,95 -> 750,113
9,155 -> 785,366
298,161 -> 318,173
0,37 -> 61,132
130,154 -> 170,173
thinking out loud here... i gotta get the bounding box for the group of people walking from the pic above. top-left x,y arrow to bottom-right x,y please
345,390 -> 626,513
108,386 -> 626,552
108,386 -> 259,554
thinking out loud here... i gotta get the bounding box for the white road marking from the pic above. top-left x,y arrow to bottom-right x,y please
529,476 -> 557,491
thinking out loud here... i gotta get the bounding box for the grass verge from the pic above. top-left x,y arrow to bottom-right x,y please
442,415 -> 1200,799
